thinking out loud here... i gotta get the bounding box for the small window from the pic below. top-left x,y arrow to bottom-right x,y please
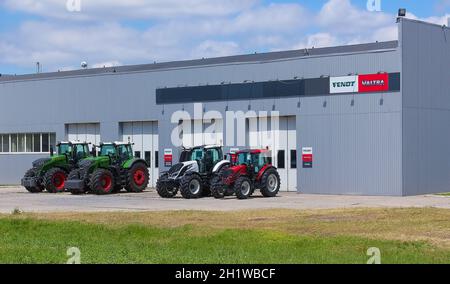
290,150 -> 297,169
11,134 -> 18,152
50,133 -> 56,150
26,134 -> 33,152
155,151 -> 159,168
42,134 -> 49,152
135,151 -> 141,159
145,151 -> 151,168
18,134 -> 25,152
277,150 -> 285,169
2,135 -> 9,152
33,134 -> 41,152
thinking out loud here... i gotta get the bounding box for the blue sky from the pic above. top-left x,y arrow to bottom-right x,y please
0,0 -> 448,75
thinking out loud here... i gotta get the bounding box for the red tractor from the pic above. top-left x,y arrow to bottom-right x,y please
210,149 -> 281,199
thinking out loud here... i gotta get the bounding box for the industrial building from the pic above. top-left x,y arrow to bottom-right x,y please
0,18 -> 449,196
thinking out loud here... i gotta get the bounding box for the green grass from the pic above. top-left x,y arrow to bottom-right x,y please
0,217 -> 449,264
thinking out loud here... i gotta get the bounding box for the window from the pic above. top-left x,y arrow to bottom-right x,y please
145,151 -> 151,168
2,135 -> 9,152
0,133 -> 56,154
26,134 -> 33,152
135,151 -> 141,159
18,134 -> 25,152
11,134 -> 17,152
33,134 -> 41,152
277,150 -> 285,169
290,150 -> 297,169
155,151 -> 159,168
42,134 -> 49,152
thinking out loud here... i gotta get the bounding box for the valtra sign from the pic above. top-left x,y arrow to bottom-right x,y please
358,73 -> 389,93
330,73 -> 391,94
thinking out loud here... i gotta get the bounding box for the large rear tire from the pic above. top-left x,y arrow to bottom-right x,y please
180,173 -> 203,199
68,169 -> 88,195
260,168 -> 280,197
234,176 -> 253,200
125,162 -> 149,193
90,169 -> 115,195
43,168 -> 67,193
156,174 -> 178,198
23,168 -> 44,193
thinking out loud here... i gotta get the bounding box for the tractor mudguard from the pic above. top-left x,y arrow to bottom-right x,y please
212,160 -> 230,174
256,165 -> 277,181
122,158 -> 148,169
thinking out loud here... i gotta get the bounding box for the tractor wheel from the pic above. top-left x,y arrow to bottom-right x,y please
125,162 -> 149,193
156,174 -> 178,198
234,176 -> 253,200
260,168 -> 281,197
90,169 -> 115,195
44,168 -> 67,193
210,174 -> 225,199
68,169 -> 88,195
180,173 -> 203,199
23,168 -> 44,193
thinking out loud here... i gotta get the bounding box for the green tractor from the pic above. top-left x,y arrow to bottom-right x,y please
65,142 -> 149,195
21,141 -> 92,193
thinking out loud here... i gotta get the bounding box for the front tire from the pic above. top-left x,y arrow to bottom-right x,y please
90,169 -> 115,195
156,174 -> 178,198
260,168 -> 280,197
234,176 -> 253,200
44,168 -> 67,193
125,162 -> 149,193
180,173 -> 203,199
23,168 -> 44,193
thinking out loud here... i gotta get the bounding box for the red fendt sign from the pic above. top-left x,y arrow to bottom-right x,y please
358,73 -> 389,93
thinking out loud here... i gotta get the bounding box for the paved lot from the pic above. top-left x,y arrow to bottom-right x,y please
0,186 -> 450,213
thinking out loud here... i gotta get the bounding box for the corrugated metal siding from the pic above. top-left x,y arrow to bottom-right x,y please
402,19 -> 450,195
0,45 -> 402,195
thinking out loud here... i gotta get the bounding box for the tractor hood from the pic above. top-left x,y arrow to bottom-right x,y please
32,155 -> 66,168
167,161 -> 198,179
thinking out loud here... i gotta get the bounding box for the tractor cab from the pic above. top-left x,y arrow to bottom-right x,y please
179,145 -> 223,173
236,149 -> 272,175
56,141 -> 90,163
99,142 -> 133,162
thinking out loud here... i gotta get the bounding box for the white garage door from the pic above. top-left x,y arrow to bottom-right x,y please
121,121 -> 159,187
66,123 -> 100,150
181,119 -> 224,148
246,116 -> 297,192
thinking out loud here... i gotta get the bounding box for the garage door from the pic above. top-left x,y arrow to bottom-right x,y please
121,121 -> 158,187
246,116 -> 297,192
181,119 -> 224,148
66,123 -> 100,150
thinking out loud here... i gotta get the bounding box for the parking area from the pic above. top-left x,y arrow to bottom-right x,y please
0,186 -> 449,213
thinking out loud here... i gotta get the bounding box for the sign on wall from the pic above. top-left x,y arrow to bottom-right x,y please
164,149 -> 173,167
302,147 -> 313,169
330,76 -> 359,94
358,73 -> 389,93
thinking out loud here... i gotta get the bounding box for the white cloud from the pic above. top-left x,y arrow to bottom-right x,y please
0,0 -> 448,74
191,40 -> 240,59
3,0 -> 258,20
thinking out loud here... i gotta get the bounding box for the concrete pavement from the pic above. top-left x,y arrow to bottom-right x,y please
0,186 -> 449,213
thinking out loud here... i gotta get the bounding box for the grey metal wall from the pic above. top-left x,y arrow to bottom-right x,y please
401,18 -> 450,195
0,43 -> 402,195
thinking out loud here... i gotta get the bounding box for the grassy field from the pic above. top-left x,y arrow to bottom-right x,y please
1,208 -> 450,264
